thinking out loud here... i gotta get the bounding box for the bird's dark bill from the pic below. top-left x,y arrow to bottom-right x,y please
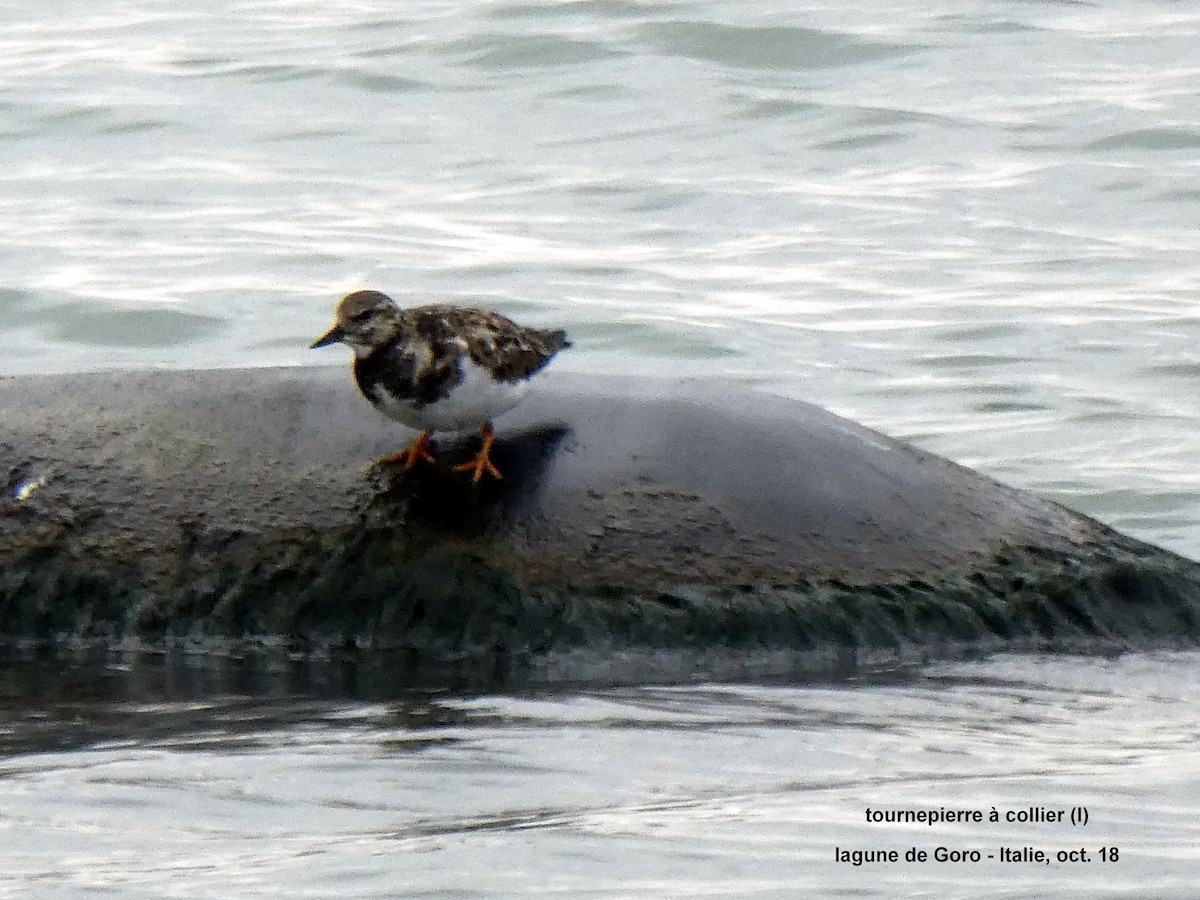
310,325 -> 346,349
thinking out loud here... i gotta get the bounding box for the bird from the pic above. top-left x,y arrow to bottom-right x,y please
310,290 -> 571,481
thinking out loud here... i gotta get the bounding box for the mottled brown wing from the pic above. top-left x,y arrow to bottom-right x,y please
411,306 -> 571,383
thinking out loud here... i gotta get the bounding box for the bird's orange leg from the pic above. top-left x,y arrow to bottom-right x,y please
452,423 -> 503,482
379,430 -> 437,469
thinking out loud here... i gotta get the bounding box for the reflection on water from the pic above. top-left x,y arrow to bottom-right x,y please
0,651 -> 1197,897
1,1 -> 1199,561
2,2 -> 1200,895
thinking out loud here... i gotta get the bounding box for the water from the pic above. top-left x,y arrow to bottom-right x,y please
2,1 -> 1200,895
2,652 -> 1198,897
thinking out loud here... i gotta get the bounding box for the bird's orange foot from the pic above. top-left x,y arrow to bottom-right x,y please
452,424 -> 503,483
378,430 -> 437,469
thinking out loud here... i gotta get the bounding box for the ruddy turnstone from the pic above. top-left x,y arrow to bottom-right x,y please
310,290 -> 571,481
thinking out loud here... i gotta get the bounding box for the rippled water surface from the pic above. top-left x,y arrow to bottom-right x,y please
3,1 -> 1200,895
2,651 -> 1199,898
3,0 -> 1200,552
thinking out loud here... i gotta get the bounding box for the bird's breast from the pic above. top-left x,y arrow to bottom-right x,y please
356,355 -> 534,433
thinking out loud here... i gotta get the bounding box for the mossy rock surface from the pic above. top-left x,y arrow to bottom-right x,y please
3,367 -> 1199,675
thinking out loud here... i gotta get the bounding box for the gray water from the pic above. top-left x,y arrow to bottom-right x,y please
2,652 -> 1198,897
2,1 -> 1200,895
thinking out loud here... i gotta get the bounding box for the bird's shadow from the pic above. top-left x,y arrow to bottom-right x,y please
359,423 -> 572,536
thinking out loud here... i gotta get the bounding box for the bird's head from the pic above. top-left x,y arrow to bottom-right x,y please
310,290 -> 404,357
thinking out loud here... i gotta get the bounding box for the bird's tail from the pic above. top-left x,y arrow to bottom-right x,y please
539,329 -> 572,352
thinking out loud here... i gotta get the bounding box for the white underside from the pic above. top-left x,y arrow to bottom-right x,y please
370,357 -> 535,432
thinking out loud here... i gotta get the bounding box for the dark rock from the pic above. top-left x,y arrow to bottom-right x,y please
2,366 -> 1199,682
